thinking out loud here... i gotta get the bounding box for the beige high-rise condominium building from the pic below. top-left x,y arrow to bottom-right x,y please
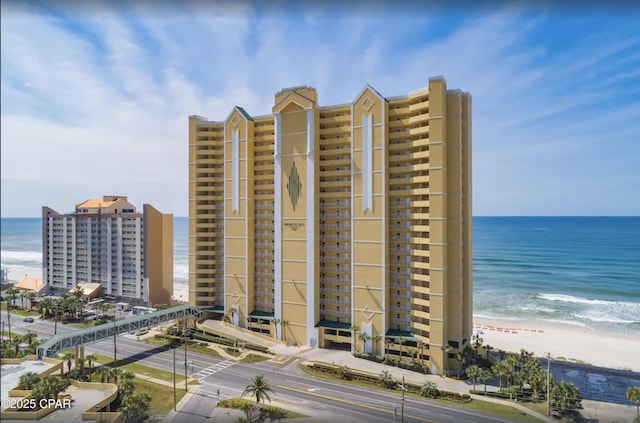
189,77 -> 472,374
43,196 -> 173,305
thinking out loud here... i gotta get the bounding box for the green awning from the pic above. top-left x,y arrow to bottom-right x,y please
249,310 -> 275,319
314,320 -> 352,330
385,329 -> 417,340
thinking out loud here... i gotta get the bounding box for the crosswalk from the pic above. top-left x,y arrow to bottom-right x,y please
193,359 -> 237,380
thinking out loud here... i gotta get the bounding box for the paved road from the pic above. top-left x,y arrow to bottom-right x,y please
3,311 -> 638,421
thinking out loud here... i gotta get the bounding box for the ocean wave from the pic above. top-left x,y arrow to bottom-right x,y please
541,319 -> 592,329
536,293 -> 640,307
517,305 -> 556,313
1,250 -> 42,264
473,313 -> 524,321
574,313 -> 637,324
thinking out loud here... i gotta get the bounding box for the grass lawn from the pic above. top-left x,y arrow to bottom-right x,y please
217,397 -> 307,419
135,378 -> 187,415
240,354 -> 270,363
431,397 -> 544,422
93,353 -> 187,383
301,365 -> 545,423
1,305 -> 39,316
87,373 -> 187,415
143,337 -> 223,359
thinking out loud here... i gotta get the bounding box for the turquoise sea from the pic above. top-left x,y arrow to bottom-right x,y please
2,216 -> 639,336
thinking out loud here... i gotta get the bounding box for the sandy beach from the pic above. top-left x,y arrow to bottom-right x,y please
7,269 -> 639,372
474,316 -> 640,372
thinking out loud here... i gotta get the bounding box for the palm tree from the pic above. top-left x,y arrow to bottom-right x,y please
337,365 -> 353,380
417,341 -> 426,366
384,338 -> 391,362
85,354 -> 97,368
627,386 -> 640,417
242,374 -> 274,404
357,332 -> 369,354
441,344 -> 451,376
24,291 -> 37,310
37,297 -> 53,318
97,366 -> 110,383
18,371 -> 41,390
19,290 -> 27,309
23,331 -> 38,348
551,380 -> 582,415
466,365 -> 480,390
41,375 -> 68,401
478,369 -> 493,394
455,351 -> 468,378
379,370 -> 396,389
109,367 -> 123,384
69,285 -> 84,301
6,287 -> 19,310
120,392 -> 152,423
492,361 -> 510,391
485,344 -> 493,361
396,337 -> 406,360
420,381 -> 439,398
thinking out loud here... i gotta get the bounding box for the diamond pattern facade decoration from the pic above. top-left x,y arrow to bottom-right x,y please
287,161 -> 302,211
231,115 -> 240,127
360,305 -> 375,321
361,96 -> 374,111
231,291 -> 241,305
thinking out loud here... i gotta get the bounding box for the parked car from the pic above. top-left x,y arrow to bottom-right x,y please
23,317 -> 34,323
135,328 -> 149,336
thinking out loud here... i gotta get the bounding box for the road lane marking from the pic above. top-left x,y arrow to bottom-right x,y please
268,355 -> 293,365
193,359 -> 237,380
276,385 -> 438,423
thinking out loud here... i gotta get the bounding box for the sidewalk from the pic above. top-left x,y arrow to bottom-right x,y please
178,320 -> 556,422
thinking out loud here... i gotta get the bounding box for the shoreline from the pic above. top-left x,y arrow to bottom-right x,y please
474,316 -> 640,372
4,269 -> 639,372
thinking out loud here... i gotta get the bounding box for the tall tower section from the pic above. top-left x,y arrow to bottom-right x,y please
273,87 -> 319,346
188,78 -> 472,375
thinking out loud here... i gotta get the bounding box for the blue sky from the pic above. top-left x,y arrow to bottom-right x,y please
1,0 -> 639,217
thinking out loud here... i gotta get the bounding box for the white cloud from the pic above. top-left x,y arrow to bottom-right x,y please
1,0 -> 639,216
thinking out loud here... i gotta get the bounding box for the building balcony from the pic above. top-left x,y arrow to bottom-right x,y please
409,126 -> 429,136
318,114 -> 351,125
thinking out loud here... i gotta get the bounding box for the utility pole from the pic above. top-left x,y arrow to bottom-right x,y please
547,353 -> 551,416
7,303 -> 12,340
401,375 -> 405,423
173,346 -> 177,411
113,319 -> 117,367
184,328 -> 190,393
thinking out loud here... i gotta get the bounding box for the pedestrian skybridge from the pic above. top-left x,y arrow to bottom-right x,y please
37,304 -> 202,358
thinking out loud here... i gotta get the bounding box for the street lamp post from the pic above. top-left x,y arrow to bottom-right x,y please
113,319 -> 117,367
184,328 -> 191,393
173,345 -> 177,411
401,375 -> 405,423
547,352 -> 551,416
54,304 -> 59,335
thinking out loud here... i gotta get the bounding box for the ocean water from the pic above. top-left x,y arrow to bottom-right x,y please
2,216 -> 639,336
